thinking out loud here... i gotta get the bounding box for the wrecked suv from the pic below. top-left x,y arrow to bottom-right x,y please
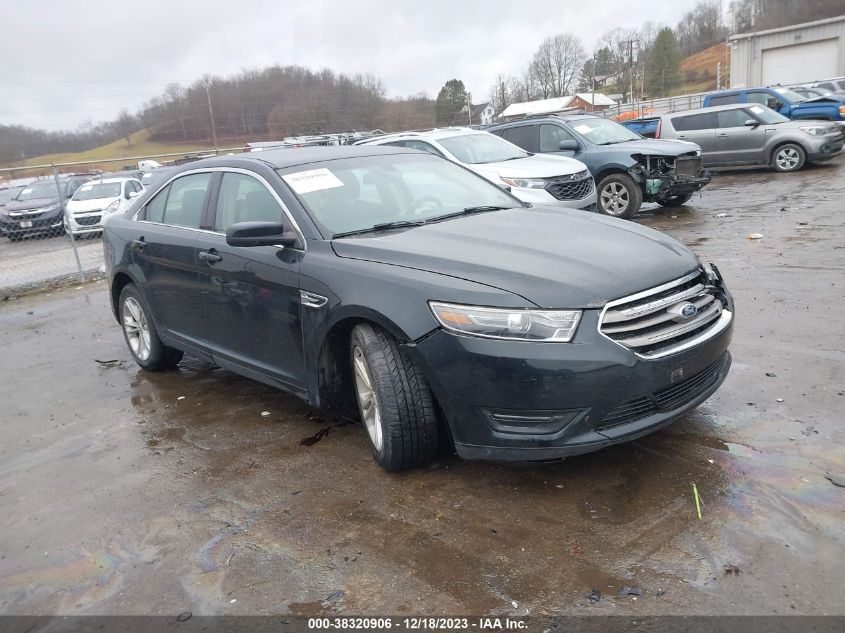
488,114 -> 711,219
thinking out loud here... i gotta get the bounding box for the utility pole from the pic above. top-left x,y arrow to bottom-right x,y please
466,93 -> 473,126
205,79 -> 219,152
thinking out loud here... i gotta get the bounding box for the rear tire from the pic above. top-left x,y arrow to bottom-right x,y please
119,283 -> 183,371
350,323 -> 438,471
656,193 -> 693,207
597,173 -> 642,219
771,143 -> 806,172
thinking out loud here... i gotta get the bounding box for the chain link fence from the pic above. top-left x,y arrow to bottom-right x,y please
0,150 -> 239,297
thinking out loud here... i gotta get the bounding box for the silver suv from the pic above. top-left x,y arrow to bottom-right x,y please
657,104 -> 844,172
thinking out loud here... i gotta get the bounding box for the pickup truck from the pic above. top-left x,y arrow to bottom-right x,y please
703,87 -> 845,123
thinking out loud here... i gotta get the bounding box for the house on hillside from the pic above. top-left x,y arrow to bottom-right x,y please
455,102 -> 495,126
497,93 -> 617,121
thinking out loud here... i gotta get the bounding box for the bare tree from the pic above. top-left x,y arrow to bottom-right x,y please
530,34 -> 588,99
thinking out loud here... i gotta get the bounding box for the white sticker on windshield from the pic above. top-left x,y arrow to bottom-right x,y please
21,188 -> 32,195
749,105 -> 764,114
283,168 -> 344,194
573,124 -> 592,134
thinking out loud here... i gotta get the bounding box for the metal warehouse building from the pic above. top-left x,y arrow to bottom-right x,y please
730,15 -> 845,87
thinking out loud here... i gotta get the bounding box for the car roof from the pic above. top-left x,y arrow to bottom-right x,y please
176,145 -> 423,171
359,127 -> 485,143
663,103 -> 757,117
85,177 -> 136,184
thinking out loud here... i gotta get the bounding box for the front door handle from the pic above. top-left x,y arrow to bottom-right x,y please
131,238 -> 146,250
718,133 -> 729,138
198,250 -> 222,264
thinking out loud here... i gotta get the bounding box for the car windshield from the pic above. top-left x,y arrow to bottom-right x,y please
438,133 -> 527,164
747,105 -> 790,124
15,181 -> 63,201
280,153 -> 521,237
72,182 -> 121,201
0,188 -> 22,205
569,118 -> 641,144
773,87 -> 806,102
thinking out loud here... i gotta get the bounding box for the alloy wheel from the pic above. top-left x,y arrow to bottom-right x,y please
776,147 -> 800,171
600,182 -> 630,215
122,296 -> 151,361
352,346 -> 384,451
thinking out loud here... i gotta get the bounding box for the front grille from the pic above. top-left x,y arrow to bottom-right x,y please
8,209 -> 44,219
675,156 -> 703,178
599,268 -> 728,358
545,175 -> 594,201
76,215 -> 102,226
598,355 -> 726,430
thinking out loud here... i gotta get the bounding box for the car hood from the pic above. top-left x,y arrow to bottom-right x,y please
598,138 -> 701,156
67,197 -> 118,213
796,95 -> 845,105
331,206 -> 699,309
3,197 -> 59,213
470,153 -> 588,180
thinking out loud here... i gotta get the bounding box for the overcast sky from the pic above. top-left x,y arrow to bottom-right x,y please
1,0 -> 705,131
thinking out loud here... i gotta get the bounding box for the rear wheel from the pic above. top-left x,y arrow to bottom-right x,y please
771,143 -> 806,172
597,173 -> 642,219
656,193 -> 693,207
119,283 -> 183,371
350,323 -> 438,471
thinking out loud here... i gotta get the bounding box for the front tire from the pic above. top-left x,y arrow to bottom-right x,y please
656,193 -> 693,208
119,283 -> 183,371
597,173 -> 642,219
350,323 -> 438,471
772,143 -> 806,172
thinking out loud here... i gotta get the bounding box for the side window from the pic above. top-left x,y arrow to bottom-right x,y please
671,113 -> 717,131
144,184 -> 169,222
499,125 -> 538,152
403,140 -> 445,158
539,124 -> 575,152
708,94 -> 740,106
747,91 -> 772,105
818,82 -> 835,91
383,141 -> 406,147
162,173 -> 212,229
717,109 -> 751,128
213,172 -> 283,233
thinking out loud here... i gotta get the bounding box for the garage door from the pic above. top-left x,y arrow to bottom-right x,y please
761,38 -> 839,85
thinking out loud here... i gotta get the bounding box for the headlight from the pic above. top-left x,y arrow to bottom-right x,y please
500,177 -> 546,189
429,301 -> 582,342
839,105 -> 845,115
800,125 -> 830,136
104,200 -> 121,214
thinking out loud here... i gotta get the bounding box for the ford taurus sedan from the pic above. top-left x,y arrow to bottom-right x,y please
104,146 -> 734,471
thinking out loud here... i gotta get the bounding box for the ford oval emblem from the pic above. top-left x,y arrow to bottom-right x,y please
681,303 -> 698,318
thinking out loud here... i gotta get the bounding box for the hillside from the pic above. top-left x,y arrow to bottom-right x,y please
679,42 -> 730,93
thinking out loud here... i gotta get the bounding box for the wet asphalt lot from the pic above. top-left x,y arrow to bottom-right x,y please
1,159 -> 844,617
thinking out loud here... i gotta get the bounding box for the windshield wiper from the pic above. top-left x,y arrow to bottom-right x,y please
332,220 -> 425,239
421,205 -> 514,224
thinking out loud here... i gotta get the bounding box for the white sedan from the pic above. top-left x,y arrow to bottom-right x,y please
65,177 -> 144,237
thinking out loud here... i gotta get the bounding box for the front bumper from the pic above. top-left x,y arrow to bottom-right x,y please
66,210 -> 105,234
408,301 -> 733,462
0,209 -> 64,237
512,184 -> 598,212
807,132 -> 845,161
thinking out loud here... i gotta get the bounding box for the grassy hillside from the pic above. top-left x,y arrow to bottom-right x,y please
7,129 -> 237,176
679,42 -> 730,93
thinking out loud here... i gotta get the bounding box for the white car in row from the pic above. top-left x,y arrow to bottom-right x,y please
356,127 -> 597,212
65,177 -> 144,237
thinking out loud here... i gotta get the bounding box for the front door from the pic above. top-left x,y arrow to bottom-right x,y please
196,170 -> 306,391
712,108 -> 767,165
133,171 -> 214,351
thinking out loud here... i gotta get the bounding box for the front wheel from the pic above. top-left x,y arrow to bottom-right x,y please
119,283 -> 183,371
597,173 -> 643,219
772,143 -> 806,172
656,193 -> 693,208
350,323 -> 439,471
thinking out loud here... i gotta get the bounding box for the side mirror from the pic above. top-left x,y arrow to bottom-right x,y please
558,139 -> 578,151
128,190 -> 139,199
226,221 -> 298,248
744,119 -> 759,128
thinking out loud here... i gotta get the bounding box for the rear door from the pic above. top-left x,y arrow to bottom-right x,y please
133,171 -> 214,352
197,169 -> 306,391
712,107 -> 767,165
669,113 -> 717,161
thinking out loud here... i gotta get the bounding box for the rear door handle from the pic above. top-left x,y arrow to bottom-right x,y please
131,238 -> 146,250
198,250 -> 222,264
718,133 -> 729,137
